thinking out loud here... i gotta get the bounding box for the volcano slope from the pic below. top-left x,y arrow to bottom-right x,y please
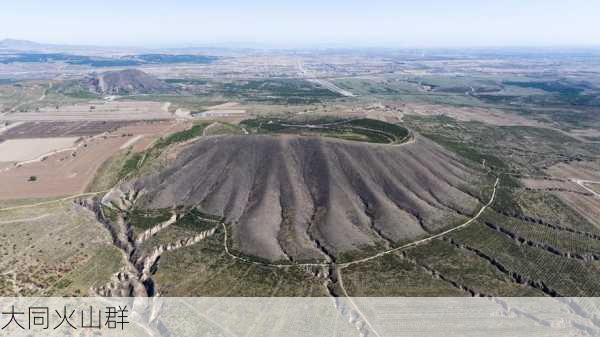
127,133 -> 491,263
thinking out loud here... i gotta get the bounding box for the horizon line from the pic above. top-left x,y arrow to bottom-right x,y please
3,37 -> 600,52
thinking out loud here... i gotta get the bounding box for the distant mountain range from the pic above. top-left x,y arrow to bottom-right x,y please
0,38 -> 48,50
0,38 -> 93,51
0,39 -> 220,67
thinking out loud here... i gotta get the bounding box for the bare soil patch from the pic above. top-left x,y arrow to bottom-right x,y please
2,100 -> 174,121
553,191 -> 600,229
585,183 -> 600,195
0,137 -> 79,162
0,120 -> 187,199
546,161 -> 600,181
0,202 -> 119,296
0,136 -> 127,199
0,121 -> 132,139
404,102 -> 544,127
520,178 -> 589,192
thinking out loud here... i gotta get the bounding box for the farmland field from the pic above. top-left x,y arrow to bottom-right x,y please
0,137 -> 78,162
1,45 -> 600,303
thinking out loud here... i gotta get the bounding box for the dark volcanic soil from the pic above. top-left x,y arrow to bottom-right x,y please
132,134 -> 489,261
87,69 -> 174,95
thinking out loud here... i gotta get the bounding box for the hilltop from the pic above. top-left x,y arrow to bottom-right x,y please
127,134 -> 489,262
85,69 -> 175,95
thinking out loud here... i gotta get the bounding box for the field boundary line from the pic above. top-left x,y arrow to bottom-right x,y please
0,213 -> 52,224
0,190 -> 110,212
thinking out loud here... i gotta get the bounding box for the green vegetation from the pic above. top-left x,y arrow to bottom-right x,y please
134,54 -> 218,64
241,117 -> 411,144
86,150 -> 133,192
51,79 -> 100,99
347,118 -> 410,141
5,50 -> 600,299
102,123 -> 210,182
154,232 -> 326,296
221,79 -> 341,105
49,246 -> 123,296
341,253 -> 466,296
164,78 -> 209,85
175,208 -> 222,232
404,239 -> 541,296
155,123 -> 208,149
127,208 -> 173,232
490,174 -> 523,216
118,152 -> 144,179
202,122 -> 243,136
450,220 -> 600,296
516,191 -> 599,233
405,114 -> 588,176
424,133 -> 506,170
0,52 -> 218,67
101,205 -> 120,223
483,210 -> 600,258
504,81 -> 585,97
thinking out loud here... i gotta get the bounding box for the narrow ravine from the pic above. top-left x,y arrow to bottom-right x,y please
76,187 -> 219,297
398,251 -> 492,297
484,221 -> 600,262
443,237 -> 562,297
494,209 -> 600,241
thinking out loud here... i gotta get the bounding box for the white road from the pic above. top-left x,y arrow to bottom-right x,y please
221,176 -> 500,269
119,135 -> 144,150
570,178 -> 600,198
297,61 -> 356,97
339,176 -> 500,268
0,213 -> 51,224
0,190 -> 109,212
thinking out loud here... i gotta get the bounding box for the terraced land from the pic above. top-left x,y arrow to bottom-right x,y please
449,219 -> 600,297
4,48 -> 600,306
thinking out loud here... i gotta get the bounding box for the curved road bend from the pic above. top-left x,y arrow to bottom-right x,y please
222,176 -> 500,269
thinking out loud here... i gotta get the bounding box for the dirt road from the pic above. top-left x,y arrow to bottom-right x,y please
571,178 -> 600,198
0,190 -> 108,212
297,61 -> 356,97
222,176 -> 500,269
0,213 -> 51,224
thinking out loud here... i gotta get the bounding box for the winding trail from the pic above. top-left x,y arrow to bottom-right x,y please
38,82 -> 52,101
221,176 -> 500,269
0,129 -> 501,335
0,213 -> 51,224
297,61 -> 356,97
278,119 -> 414,146
339,177 -> 499,268
0,190 -> 110,212
570,178 -> 600,198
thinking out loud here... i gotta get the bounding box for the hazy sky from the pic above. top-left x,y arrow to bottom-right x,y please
2,0 -> 599,48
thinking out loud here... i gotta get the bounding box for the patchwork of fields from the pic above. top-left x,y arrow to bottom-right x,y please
0,120 -> 189,199
0,48 -> 600,302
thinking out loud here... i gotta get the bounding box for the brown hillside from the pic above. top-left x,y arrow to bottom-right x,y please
131,135 -> 490,261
